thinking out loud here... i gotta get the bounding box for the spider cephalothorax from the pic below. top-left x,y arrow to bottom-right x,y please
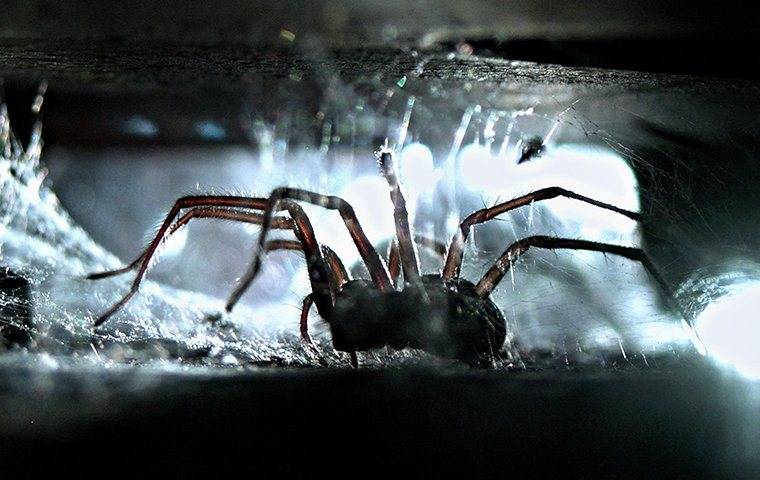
89,148 -> 678,367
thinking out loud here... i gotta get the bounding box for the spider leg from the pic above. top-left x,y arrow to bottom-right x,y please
378,151 -> 421,285
299,292 -> 316,345
442,187 -> 643,281
91,227 -> 322,327
226,187 -> 392,312
473,235 -> 686,321
388,235 -> 448,287
262,239 -> 303,253
321,244 -> 350,288
91,196 -> 275,326
91,196 -> 330,326
87,207 -> 294,280
387,241 -> 401,288
92,233 -> 300,329
414,235 -> 448,258
224,199 -> 337,313
298,293 -> 328,367
88,196 -> 270,282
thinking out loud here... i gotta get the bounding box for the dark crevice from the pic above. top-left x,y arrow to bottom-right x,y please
460,37 -> 760,80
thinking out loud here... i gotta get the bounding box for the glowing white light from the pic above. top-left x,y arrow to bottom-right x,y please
158,226 -> 189,258
301,175 -> 395,268
533,144 -> 640,236
458,142 -> 640,238
399,142 -> 440,196
341,175 -> 395,241
457,143 -> 505,193
696,283 -> 760,378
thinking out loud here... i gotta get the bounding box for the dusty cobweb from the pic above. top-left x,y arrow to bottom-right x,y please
0,49 -> 709,371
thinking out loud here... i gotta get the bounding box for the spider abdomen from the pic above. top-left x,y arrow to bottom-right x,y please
328,276 -> 507,362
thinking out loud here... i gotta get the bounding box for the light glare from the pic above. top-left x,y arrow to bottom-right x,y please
696,283 -> 760,378
159,225 -> 189,258
399,142 -> 439,196
457,142 -> 640,237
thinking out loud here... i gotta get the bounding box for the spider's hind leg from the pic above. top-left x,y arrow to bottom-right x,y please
89,195 -> 296,326
87,207 -> 295,280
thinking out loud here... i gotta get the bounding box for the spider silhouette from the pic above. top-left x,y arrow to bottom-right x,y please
89,149 -> 676,367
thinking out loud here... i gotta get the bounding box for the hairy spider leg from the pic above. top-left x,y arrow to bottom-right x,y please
387,242 -> 400,288
378,151 -> 421,285
261,239 -> 303,253
92,236 -> 305,328
90,196 -> 275,325
297,293 -> 329,367
104,200 -> 347,364
87,208 -> 295,280
276,201 -> 337,317
219,199 -> 338,312
90,196 -> 337,326
414,235 -> 448,257
179,217 -> 344,367
299,293 -> 317,344
473,235 -> 688,322
442,187 -> 643,281
388,235 -> 448,288
226,187 -> 393,313
131,205 -> 336,363
321,244 -> 350,288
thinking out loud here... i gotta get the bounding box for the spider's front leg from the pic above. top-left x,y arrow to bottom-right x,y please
442,187 -> 643,281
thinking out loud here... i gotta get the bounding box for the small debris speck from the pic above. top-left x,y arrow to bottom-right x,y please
279,29 -> 296,42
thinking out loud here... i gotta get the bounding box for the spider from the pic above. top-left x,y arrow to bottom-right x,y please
89,149 -> 677,367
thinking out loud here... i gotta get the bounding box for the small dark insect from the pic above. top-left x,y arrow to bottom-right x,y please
89,149 -> 676,367
517,136 -> 546,164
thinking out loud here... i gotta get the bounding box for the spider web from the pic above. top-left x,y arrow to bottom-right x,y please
0,102 -> 350,369
1,46 -> 720,371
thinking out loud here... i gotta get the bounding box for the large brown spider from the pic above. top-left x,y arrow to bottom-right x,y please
89,149 -> 675,366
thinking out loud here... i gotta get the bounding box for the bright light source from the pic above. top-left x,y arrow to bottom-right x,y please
158,225 -> 189,258
457,142 -> 639,238
696,282 -> 760,378
399,142 -> 439,196
457,142 -> 506,193
309,175 -> 396,266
